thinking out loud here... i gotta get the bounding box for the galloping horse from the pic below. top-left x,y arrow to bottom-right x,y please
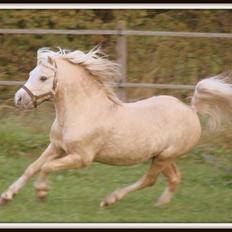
1,47 -> 232,207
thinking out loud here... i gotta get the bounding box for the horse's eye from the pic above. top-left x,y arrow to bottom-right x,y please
40,76 -> 48,82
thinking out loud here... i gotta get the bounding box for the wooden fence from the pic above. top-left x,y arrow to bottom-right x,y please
0,80 -> 195,90
1,22 -> 232,99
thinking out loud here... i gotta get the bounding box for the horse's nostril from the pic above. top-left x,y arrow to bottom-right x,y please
17,96 -> 22,104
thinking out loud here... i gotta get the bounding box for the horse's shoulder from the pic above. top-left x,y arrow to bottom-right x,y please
50,119 -> 62,138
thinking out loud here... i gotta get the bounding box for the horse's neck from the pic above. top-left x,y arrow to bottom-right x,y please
54,63 -> 115,126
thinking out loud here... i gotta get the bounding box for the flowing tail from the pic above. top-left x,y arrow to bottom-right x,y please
192,75 -> 232,130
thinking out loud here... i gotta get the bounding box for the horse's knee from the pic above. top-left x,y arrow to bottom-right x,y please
40,162 -> 52,174
69,154 -> 92,168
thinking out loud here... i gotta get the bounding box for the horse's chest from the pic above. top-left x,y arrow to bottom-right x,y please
50,130 -> 65,151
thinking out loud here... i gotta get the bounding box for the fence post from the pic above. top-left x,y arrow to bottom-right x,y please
116,21 -> 127,101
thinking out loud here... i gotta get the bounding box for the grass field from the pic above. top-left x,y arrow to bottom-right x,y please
1,105 -> 232,223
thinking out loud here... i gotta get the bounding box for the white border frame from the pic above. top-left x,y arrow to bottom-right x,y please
0,223 -> 231,228
0,4 -> 231,9
0,4 -> 232,228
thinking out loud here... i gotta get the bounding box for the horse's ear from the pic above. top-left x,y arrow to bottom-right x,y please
47,56 -> 54,66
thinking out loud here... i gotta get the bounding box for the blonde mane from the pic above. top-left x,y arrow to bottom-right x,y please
37,47 -> 122,105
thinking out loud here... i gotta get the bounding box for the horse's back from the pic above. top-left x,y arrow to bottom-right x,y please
124,95 -> 186,109
123,95 -> 201,145
122,95 -> 196,123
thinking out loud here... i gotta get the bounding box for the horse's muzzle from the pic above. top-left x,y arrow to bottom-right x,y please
14,88 -> 34,109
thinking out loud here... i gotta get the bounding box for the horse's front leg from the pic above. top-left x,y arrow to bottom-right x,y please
41,153 -> 91,172
0,143 -> 59,206
35,152 -> 93,199
34,171 -> 50,201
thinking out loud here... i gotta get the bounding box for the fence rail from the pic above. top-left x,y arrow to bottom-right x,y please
1,28 -> 232,39
0,80 -> 195,90
0,80 -> 25,86
112,82 -> 195,90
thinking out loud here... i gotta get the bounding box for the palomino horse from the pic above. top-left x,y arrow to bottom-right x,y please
1,47 -> 232,207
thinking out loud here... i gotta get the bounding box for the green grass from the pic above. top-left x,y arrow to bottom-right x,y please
1,111 -> 232,223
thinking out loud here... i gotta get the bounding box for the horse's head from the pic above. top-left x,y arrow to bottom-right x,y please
15,46 -> 121,108
15,50 -> 57,109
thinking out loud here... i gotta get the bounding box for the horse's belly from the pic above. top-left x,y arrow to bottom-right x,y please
94,135 -> 164,166
94,150 -> 154,166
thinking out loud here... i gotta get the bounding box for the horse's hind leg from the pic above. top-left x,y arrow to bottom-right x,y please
155,162 -> 181,206
100,157 -> 171,208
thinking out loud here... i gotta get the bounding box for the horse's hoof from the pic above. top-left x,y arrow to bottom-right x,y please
100,202 -> 105,208
0,197 -> 9,206
100,201 -> 109,208
100,194 -> 118,208
154,199 -> 170,207
36,190 -> 48,202
155,194 -> 172,207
